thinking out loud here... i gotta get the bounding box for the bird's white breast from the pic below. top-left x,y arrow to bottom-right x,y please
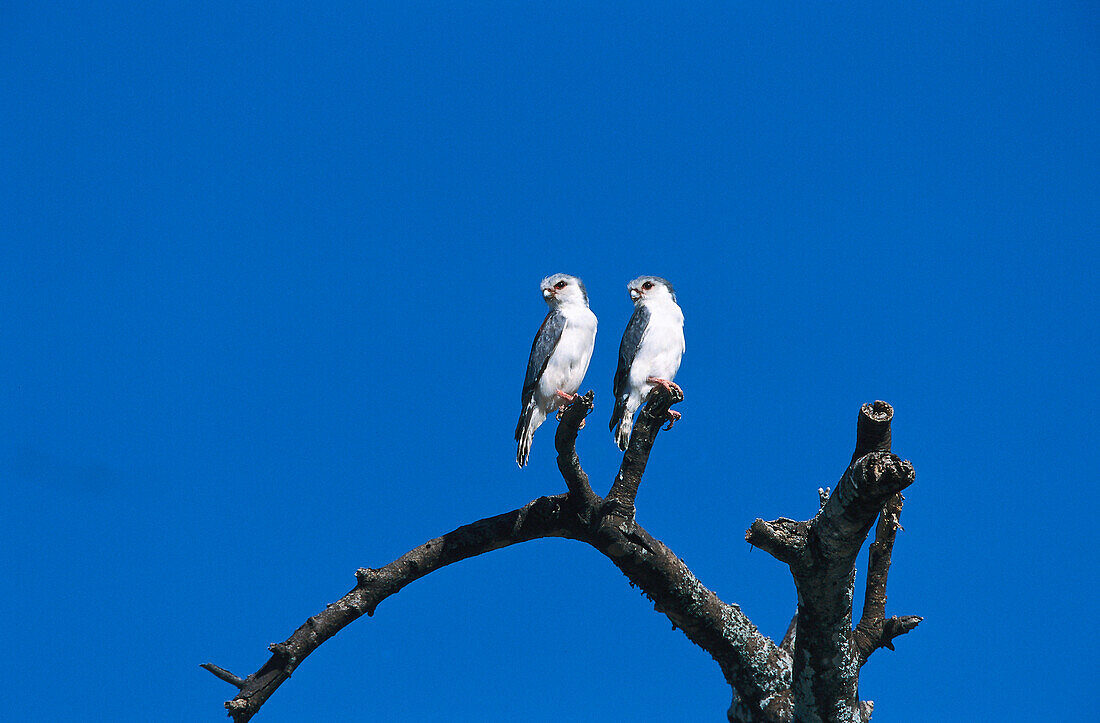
630,299 -> 684,391
537,305 -> 597,408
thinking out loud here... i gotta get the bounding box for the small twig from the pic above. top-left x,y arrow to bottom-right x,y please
201,663 -> 244,689
880,616 -> 923,650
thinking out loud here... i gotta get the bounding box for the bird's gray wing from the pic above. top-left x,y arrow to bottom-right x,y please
521,309 -> 567,405
610,304 -> 650,431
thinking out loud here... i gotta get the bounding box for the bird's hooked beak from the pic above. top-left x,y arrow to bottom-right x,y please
543,287 -> 554,300
629,288 -> 641,301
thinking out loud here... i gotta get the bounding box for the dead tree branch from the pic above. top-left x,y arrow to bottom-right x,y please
208,395 -> 918,723
554,389 -> 600,510
853,492 -> 922,664
745,401 -> 917,722
206,492 -> 582,721
206,387 -> 786,722
603,383 -> 684,519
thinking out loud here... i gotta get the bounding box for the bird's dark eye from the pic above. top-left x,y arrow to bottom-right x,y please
555,280 -> 568,289
642,281 -> 654,290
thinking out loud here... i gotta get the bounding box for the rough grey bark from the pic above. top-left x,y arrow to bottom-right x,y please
206,395 -> 918,722
745,401 -> 919,722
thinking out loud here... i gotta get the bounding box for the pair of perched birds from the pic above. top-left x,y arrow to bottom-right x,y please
515,273 -> 685,467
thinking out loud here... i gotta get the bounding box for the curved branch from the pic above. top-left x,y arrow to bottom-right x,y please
594,519 -> 792,722
207,493 -> 581,721
208,394 -> 922,723
208,387 -> 796,722
593,386 -> 791,721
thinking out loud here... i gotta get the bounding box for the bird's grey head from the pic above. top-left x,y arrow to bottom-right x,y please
541,273 -> 589,307
627,276 -> 676,304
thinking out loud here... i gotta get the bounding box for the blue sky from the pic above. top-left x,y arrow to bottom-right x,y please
1,2 -> 1096,721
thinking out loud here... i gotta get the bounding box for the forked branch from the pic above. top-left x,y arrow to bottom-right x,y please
744,401 -> 918,722
206,387 -> 788,722
208,395 -> 918,723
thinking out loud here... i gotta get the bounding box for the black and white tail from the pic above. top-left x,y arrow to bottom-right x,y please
515,401 -> 539,467
610,397 -> 632,451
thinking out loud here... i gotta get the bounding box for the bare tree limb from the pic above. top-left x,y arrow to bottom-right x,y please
857,493 -> 902,632
604,384 -> 684,519
589,386 -> 792,721
200,663 -> 243,689
745,518 -> 808,566
207,393 -> 607,720
594,517 -> 791,721
208,396 -> 918,723
853,492 -> 922,664
744,401 -> 917,723
207,388 -> 795,722
208,493 -> 581,721
554,390 -> 601,510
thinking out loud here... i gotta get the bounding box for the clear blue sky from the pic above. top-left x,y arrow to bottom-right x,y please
2,3 -> 1096,721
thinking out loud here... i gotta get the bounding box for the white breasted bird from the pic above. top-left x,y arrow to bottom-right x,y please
515,274 -> 598,467
610,276 -> 685,450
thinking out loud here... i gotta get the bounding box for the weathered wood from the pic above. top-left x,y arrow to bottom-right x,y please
208,397 -> 919,723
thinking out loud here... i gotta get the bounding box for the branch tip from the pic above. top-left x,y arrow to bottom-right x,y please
639,384 -> 684,423
560,390 -> 595,424
864,400 -> 893,422
555,390 -> 600,506
852,399 -> 894,464
881,615 -> 923,650
201,663 -> 244,689
744,518 -> 806,565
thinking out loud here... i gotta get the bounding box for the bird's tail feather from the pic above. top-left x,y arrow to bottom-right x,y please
614,413 -> 632,451
516,402 -> 538,467
610,398 -> 632,451
609,399 -> 623,434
